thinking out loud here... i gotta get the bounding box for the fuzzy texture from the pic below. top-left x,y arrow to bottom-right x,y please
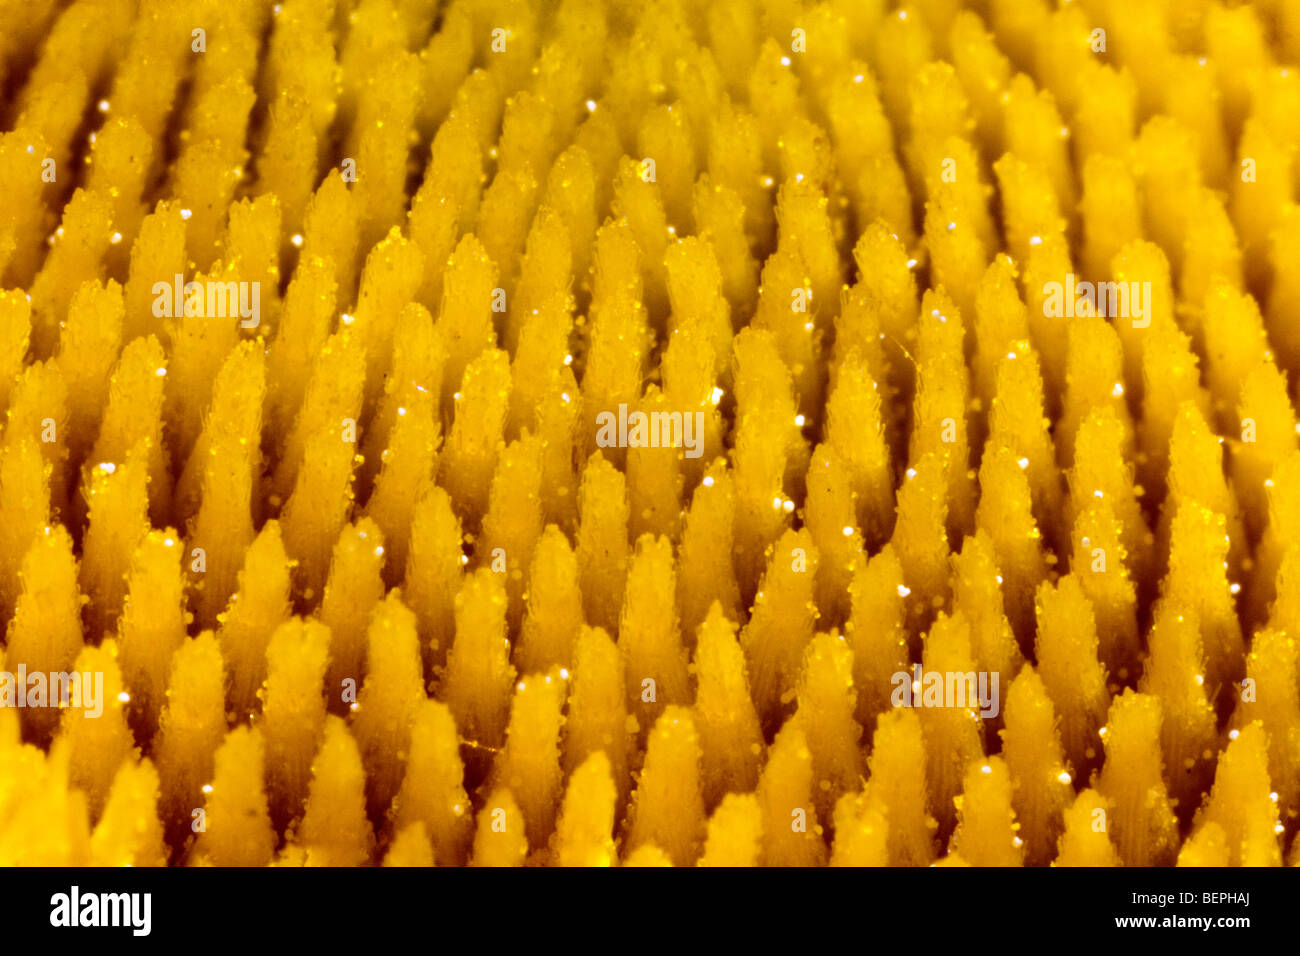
0,0 -> 1297,868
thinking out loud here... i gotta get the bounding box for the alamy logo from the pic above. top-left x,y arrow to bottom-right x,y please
50,887 -> 151,936
594,404 -> 705,459
0,666 -> 103,718
1042,274 -> 1152,327
151,274 -> 260,328
890,665 -> 1000,718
